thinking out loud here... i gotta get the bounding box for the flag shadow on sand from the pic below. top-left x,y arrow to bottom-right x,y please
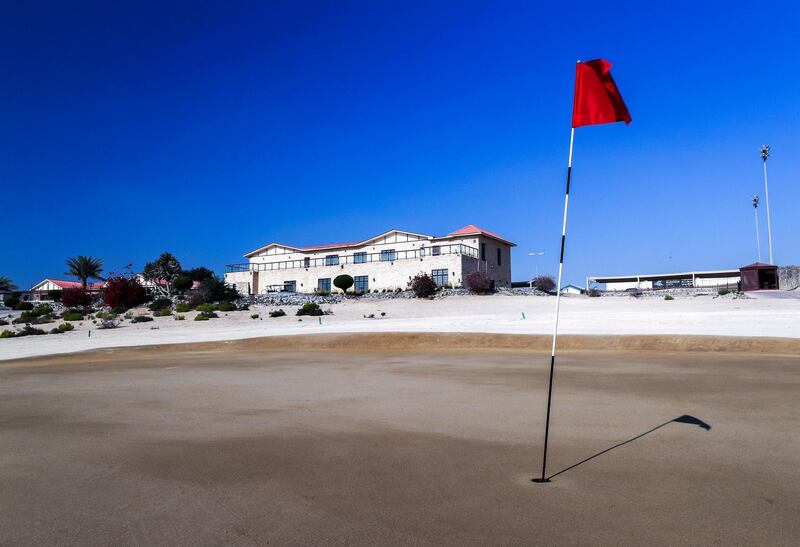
545,415 -> 711,481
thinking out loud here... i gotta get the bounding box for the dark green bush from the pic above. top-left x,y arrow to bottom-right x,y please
15,302 -> 34,311
191,276 -> 238,305
131,315 -> 154,323
175,302 -> 192,313
0,319 -> 7,326
718,288 -> 730,296
194,311 -> 218,321
17,325 -> 46,337
333,275 -> 354,294
216,301 -> 235,312
62,311 -> 84,321
95,311 -> 117,320
31,304 -> 53,317
153,308 -> 172,317
1,329 -> 14,338
4,296 -> 20,309
148,298 -> 172,311
269,309 -> 286,318
172,275 -> 194,293
664,294 -> 674,301
296,302 -> 323,316
58,322 -> 75,332
250,313 -> 260,319
194,303 -> 216,312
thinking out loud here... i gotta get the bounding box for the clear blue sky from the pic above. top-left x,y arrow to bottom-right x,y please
2,1 -> 798,289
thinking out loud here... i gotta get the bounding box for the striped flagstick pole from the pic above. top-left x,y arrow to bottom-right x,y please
534,126 -> 575,483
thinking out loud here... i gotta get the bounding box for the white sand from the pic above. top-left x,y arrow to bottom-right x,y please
1,293 -> 798,361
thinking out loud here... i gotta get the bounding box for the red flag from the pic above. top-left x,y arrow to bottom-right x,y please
572,59 -> 631,128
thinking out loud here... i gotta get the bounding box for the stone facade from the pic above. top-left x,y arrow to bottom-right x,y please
225,226 -> 514,295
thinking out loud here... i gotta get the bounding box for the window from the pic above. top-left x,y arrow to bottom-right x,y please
317,278 -> 331,292
497,248 -> 502,266
380,249 -> 396,262
325,254 -> 339,266
304,257 -> 310,268
354,252 -> 367,264
283,280 -> 296,292
480,243 -> 486,261
432,269 -> 448,287
431,246 -> 441,256
354,276 -> 369,294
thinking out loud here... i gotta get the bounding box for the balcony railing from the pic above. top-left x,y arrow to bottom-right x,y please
225,243 -> 479,274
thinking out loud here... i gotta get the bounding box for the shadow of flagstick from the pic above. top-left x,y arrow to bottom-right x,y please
546,414 -> 711,481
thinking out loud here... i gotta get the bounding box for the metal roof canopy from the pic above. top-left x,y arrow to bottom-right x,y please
589,269 -> 740,284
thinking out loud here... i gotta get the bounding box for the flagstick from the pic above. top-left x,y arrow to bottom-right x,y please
534,126 -> 575,483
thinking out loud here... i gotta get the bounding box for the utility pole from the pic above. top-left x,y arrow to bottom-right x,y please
760,145 -> 774,264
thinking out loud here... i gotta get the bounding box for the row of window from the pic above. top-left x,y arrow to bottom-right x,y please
281,270 -> 452,294
310,246 -> 451,268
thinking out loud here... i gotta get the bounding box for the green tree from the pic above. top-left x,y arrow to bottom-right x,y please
65,256 -> 104,289
142,252 -> 182,297
172,275 -> 194,294
0,276 -> 16,292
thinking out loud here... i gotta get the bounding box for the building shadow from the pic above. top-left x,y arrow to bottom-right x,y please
547,414 -> 711,481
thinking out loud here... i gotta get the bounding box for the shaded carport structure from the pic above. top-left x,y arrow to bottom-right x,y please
739,262 -> 779,291
588,269 -> 741,291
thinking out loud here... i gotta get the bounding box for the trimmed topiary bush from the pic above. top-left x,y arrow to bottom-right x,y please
333,275 -> 354,295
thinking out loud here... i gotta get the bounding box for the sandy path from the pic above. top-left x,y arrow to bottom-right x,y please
1,294 -> 799,361
1,335 -> 798,545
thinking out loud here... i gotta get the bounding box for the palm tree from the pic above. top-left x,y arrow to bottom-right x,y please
0,276 -> 16,292
65,256 -> 104,289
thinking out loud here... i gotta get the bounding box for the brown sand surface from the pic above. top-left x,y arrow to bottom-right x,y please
1,333 -> 798,545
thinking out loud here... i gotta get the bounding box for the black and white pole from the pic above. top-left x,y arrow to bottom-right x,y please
534,126 -> 575,483
760,145 -> 773,264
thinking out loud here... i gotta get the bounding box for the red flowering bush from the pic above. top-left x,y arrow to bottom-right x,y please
464,271 -> 494,294
409,273 -> 437,298
61,287 -> 94,308
103,275 -> 147,310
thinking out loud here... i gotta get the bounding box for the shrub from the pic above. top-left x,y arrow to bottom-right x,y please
194,311 -> 218,321
269,309 -> 286,318
217,301 -> 235,312
191,276 -> 238,305
62,311 -> 84,321
47,289 -> 63,302
718,288 -> 730,296
664,294 -> 674,301
628,288 -> 643,297
175,314 -> 185,320
172,275 -> 194,294
251,313 -> 260,319
95,311 -> 117,320
59,322 -> 75,332
17,325 -> 46,337
464,271 -> 494,294
148,297 -> 172,312
0,319 -> 7,326
15,301 -> 34,311
104,275 -> 148,310
131,315 -> 154,323
62,287 -> 93,308
32,314 -> 55,325
333,275 -> 354,294
194,303 -> 216,313
31,304 -> 53,317
175,302 -> 192,313
98,319 -> 118,329
124,311 -> 134,319
531,275 -> 556,293
153,308 -> 172,317
587,288 -> 601,297
1,329 -> 14,338
409,273 -> 437,298
4,296 -> 20,309
296,302 -> 323,316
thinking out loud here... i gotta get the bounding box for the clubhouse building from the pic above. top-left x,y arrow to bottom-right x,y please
224,225 -> 515,295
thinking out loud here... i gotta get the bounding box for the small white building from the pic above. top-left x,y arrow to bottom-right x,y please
29,279 -> 105,301
560,284 -> 584,295
224,225 -> 515,295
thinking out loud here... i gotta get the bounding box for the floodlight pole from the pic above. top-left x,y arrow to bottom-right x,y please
528,252 -> 545,285
535,127 -> 575,483
761,145 -> 773,264
752,195 -> 761,262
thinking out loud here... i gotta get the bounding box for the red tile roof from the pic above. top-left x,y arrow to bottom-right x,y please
446,225 -> 515,246
48,279 -> 105,290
